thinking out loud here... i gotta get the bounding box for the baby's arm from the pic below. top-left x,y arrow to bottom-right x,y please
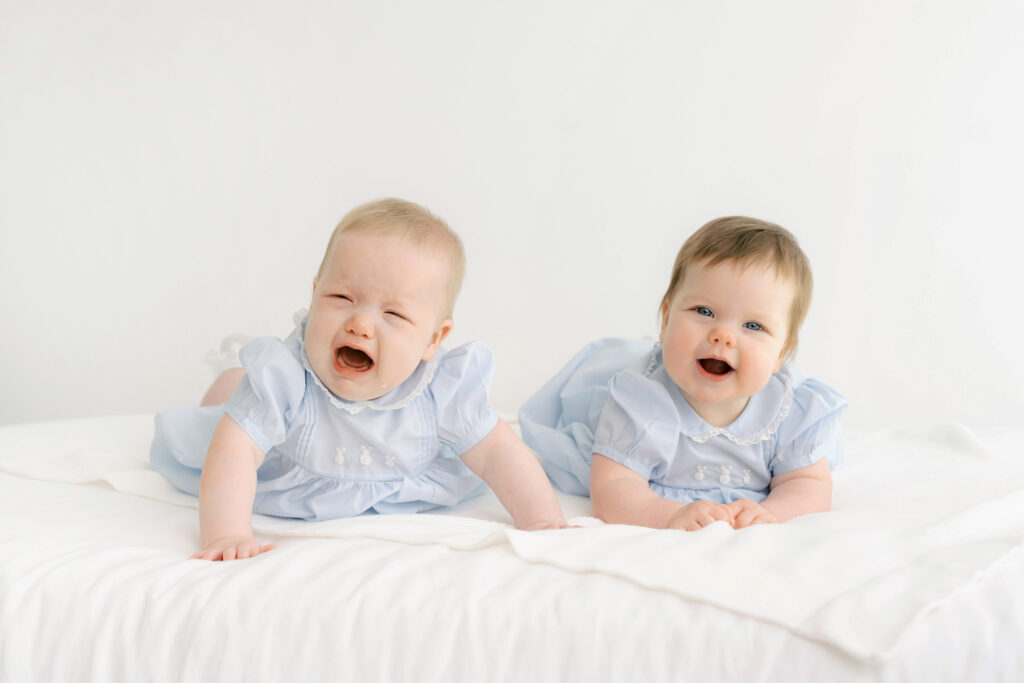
191,414 -> 277,561
459,419 -> 568,530
751,457 -> 832,526
590,454 -> 733,531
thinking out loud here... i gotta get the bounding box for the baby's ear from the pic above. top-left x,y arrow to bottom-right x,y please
422,319 -> 454,361
311,276 -> 319,293
658,302 -> 670,341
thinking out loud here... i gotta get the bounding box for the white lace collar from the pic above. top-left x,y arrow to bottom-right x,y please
646,342 -> 793,446
294,311 -> 439,415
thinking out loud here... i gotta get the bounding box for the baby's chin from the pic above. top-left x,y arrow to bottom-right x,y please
308,362 -> 386,402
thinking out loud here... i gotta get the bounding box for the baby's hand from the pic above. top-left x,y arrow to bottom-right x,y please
518,519 -> 571,531
191,535 -> 277,561
726,499 -> 778,529
667,500 -> 734,531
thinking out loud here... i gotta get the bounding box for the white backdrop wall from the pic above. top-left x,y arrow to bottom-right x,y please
2,0 -> 1022,431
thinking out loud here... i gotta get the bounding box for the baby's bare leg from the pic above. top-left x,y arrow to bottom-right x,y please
200,368 -> 246,406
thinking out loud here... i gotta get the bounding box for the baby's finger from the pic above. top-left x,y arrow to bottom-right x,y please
683,520 -> 702,531
732,509 -> 752,528
260,544 -> 277,554
742,508 -> 779,528
714,505 -> 735,522
727,499 -> 753,517
222,546 -> 237,562
705,511 -> 725,525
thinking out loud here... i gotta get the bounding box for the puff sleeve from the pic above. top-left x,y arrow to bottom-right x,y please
769,376 -> 847,476
429,342 -> 500,456
592,369 -> 680,481
224,336 -> 308,454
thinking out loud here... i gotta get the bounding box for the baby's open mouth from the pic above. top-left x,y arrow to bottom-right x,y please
699,358 -> 733,376
336,346 -> 374,372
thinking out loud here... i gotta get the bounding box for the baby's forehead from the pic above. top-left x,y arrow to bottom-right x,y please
675,258 -> 796,310
684,256 -> 791,286
326,231 -> 444,272
325,233 -> 452,296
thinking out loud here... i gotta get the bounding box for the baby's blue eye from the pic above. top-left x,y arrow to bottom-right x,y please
745,321 -> 763,331
695,306 -> 713,317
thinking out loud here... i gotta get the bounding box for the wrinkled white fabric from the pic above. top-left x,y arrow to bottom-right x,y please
1,415 -> 1023,676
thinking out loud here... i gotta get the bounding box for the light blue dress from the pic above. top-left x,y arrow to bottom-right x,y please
519,338 -> 847,504
150,318 -> 498,520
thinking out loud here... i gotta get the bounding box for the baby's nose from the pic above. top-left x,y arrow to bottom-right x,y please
709,326 -> 736,347
346,312 -> 374,338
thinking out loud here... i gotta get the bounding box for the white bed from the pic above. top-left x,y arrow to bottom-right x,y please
1,414 -> 1022,682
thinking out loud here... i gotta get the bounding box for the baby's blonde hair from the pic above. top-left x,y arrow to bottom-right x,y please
661,216 -> 813,363
316,198 -> 466,319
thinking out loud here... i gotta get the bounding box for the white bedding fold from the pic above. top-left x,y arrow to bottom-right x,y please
1,414 -> 1022,661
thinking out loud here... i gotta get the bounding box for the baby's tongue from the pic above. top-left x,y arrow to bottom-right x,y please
338,346 -> 373,371
700,358 -> 731,375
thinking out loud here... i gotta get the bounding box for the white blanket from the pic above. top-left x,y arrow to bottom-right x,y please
1,415 -> 1022,664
